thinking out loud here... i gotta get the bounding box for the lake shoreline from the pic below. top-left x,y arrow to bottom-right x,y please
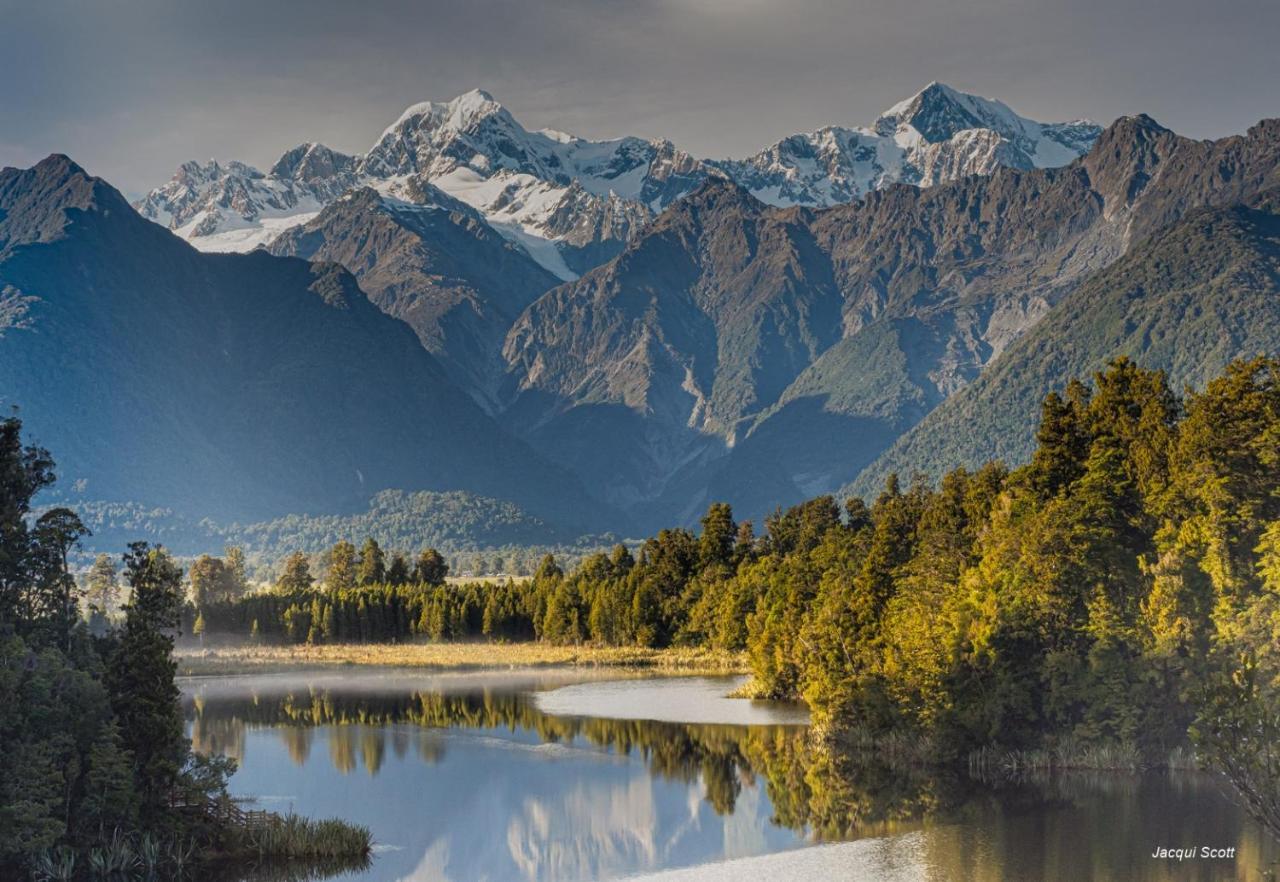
175,641 -> 749,678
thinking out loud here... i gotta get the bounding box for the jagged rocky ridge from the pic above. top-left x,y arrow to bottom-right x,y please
136,84 -> 1101,278
847,179 -> 1280,498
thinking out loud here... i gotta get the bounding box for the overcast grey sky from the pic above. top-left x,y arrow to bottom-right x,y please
2,0 -> 1278,196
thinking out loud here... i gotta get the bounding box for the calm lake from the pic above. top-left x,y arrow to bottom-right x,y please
182,670 -> 1279,882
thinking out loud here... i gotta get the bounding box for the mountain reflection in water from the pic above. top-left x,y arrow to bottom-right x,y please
183,672 -> 1279,882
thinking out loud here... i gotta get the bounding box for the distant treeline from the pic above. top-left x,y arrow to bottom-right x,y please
63,489 -> 619,576
195,581 -> 536,644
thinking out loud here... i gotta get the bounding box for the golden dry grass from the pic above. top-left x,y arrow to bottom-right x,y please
175,641 -> 748,677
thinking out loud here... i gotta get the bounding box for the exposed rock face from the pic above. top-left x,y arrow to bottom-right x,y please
499,180 -> 843,510
268,186 -> 560,409
712,82 -> 1101,206
269,142 -> 361,199
59,98 -> 1280,537
130,87 -> 1105,453
133,147 -> 360,250
501,115 -> 1280,525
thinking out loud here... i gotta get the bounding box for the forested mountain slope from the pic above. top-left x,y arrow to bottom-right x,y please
848,192 -> 1280,496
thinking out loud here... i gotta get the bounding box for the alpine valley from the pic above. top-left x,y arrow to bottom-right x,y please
5,82 -> 1280,555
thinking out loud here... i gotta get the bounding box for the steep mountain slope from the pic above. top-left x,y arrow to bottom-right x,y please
502,115 -> 1280,526
27,106 -> 1280,540
0,155 -> 619,533
726,117 -> 1280,516
501,180 -> 849,513
267,185 -> 559,407
136,84 -> 1100,278
846,194 -> 1280,497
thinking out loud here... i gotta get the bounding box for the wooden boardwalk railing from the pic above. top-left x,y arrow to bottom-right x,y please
169,793 -> 276,831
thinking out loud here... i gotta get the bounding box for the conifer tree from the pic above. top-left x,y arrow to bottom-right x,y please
698,503 -> 736,572
328,540 -> 358,591
387,553 -> 411,586
223,545 -> 249,600
357,538 -> 386,585
413,548 -> 449,586
106,544 -> 186,821
79,722 -> 139,840
277,552 -> 314,592
85,553 -> 120,614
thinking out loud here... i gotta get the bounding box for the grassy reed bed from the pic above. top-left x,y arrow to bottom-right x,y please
245,813 -> 373,861
1165,745 -> 1201,771
827,725 -> 947,766
968,740 -> 1146,775
204,813 -> 373,882
176,641 -> 748,677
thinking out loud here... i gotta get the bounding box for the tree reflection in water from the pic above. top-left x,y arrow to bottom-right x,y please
186,682 -> 1280,882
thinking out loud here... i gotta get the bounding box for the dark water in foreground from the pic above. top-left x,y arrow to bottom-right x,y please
182,670 -> 1279,882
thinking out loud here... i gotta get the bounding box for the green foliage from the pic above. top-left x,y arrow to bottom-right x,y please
413,548 -> 448,587
852,201 -> 1280,499
326,541 -> 357,592
0,416 -> 239,875
201,579 -> 536,644
190,551 -> 246,610
356,538 -> 385,585
107,544 -> 188,820
276,552 -> 314,593
84,552 -> 120,614
1193,656 -> 1280,838
245,812 -> 372,861
191,359 -> 1280,785
79,722 -> 139,838
68,489 -> 619,573
71,356 -> 1280,849
386,553 -> 411,586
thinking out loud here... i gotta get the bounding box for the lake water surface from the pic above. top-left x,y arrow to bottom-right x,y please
182,669 -> 1279,882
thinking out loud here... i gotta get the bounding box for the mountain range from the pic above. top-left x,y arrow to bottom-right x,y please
4,83 -> 1280,552
501,115 -> 1280,523
136,83 -> 1102,278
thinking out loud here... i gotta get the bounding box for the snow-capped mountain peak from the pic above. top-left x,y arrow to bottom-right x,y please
380,88 -> 504,139
875,81 -> 1099,166
714,82 -> 1103,206
270,142 -> 357,184
361,88 -> 530,180
875,81 -> 1016,143
135,83 -> 1104,271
